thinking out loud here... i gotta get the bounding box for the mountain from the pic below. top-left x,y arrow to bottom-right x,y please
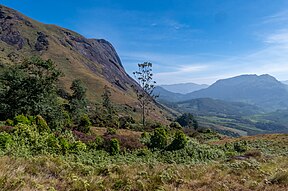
184,74 -> 288,111
0,5 -> 169,121
154,86 -> 185,103
175,98 -> 264,117
160,83 -> 209,94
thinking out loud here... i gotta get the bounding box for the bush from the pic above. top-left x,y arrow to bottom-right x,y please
35,115 -> 50,132
5,119 -> 14,126
109,138 -> 120,155
169,122 -> 182,130
77,114 -> 91,133
167,130 -> 188,151
233,141 -> 248,153
71,141 -> 87,153
150,127 -> 168,149
13,114 -> 31,125
0,132 -> 13,149
118,116 -> 135,129
176,113 -> 198,130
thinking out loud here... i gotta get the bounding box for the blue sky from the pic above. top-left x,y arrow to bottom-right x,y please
2,0 -> 288,84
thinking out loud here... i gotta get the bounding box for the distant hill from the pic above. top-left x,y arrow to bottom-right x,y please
175,98 -> 264,116
154,86 -> 185,103
184,74 -> 288,111
160,83 -> 209,94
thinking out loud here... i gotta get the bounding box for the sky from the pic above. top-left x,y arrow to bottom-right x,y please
2,0 -> 288,85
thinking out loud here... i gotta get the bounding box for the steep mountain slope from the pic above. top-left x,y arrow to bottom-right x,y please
184,74 -> 288,111
160,83 -> 209,94
0,5 -> 169,121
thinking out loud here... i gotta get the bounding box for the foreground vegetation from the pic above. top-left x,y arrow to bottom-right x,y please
0,57 -> 287,190
0,127 -> 287,190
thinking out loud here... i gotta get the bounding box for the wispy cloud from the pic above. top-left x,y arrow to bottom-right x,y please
262,10 -> 288,24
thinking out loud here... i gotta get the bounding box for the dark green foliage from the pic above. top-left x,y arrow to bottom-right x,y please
233,141 -> 248,153
109,138 -> 120,155
0,132 -> 12,149
176,113 -> 198,130
0,57 -> 65,129
102,86 -> 113,118
101,86 -> 118,127
77,114 -> 91,133
69,79 -> 88,122
169,122 -> 182,129
119,116 -> 135,129
167,130 -> 188,151
150,127 -> 168,149
0,57 -> 61,117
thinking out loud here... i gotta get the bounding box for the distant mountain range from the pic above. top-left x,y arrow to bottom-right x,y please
159,83 -> 209,94
156,74 -> 288,111
155,74 -> 288,135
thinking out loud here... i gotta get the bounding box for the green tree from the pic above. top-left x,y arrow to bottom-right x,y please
109,138 -> 120,155
69,79 -> 88,122
176,113 -> 198,130
167,130 -> 188,151
150,127 -> 168,149
133,62 -> 157,127
101,85 -> 113,120
0,57 -> 64,128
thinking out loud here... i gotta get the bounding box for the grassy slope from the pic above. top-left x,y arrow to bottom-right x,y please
0,5 -> 171,123
0,131 -> 287,191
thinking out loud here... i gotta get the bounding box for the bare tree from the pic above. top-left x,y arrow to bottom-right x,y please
133,62 -> 157,127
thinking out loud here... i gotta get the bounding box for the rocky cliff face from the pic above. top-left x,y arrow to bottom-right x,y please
0,5 -> 137,92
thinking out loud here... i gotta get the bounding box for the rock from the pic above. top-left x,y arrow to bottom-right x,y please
35,31 -> 49,51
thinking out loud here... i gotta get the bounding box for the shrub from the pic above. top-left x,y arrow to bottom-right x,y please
150,127 -> 168,149
13,114 -> 31,125
35,115 -> 50,132
233,141 -> 248,153
5,119 -> 14,126
169,122 -> 182,130
58,137 -> 71,154
71,141 -> 87,153
167,130 -> 188,151
118,116 -> 135,129
176,113 -> 198,130
77,114 -> 91,133
0,132 -> 13,149
109,138 -> 120,155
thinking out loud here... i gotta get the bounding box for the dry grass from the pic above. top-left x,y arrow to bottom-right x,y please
0,155 -> 287,191
91,127 -> 142,138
